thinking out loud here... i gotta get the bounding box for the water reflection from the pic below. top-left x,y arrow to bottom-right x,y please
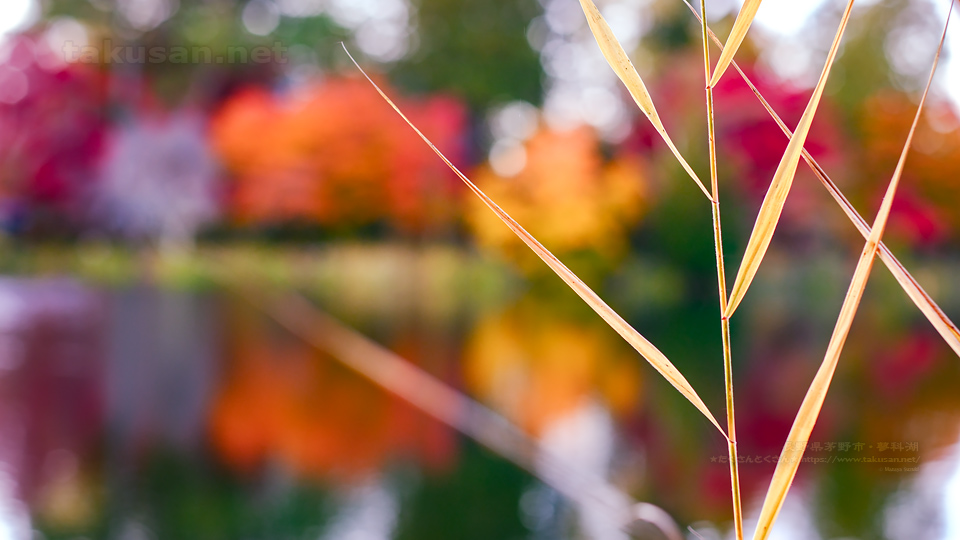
0,273 -> 956,538
884,442 -> 960,540
209,301 -> 455,480
0,278 -> 102,537
533,402 -> 629,540
321,479 -> 399,540
464,301 -> 642,436
107,287 -> 218,454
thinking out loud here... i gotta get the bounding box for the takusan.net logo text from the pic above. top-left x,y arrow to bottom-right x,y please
61,40 -> 289,65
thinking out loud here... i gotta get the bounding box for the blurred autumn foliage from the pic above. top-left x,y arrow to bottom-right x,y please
856,91 -> 960,245
209,309 -> 455,479
0,36 -> 107,234
467,127 -> 648,266
463,301 -> 642,435
211,76 -> 467,233
1,0 -> 960,537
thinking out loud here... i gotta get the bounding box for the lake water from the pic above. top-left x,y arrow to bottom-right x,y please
0,245 -> 958,540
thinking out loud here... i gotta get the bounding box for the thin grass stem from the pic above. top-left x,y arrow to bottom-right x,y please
681,0 -> 960,359
342,43 -> 727,434
699,0 -> 743,537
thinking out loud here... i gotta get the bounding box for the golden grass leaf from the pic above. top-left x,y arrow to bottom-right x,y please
342,45 -> 725,436
752,11 -> 949,538
709,0 -> 764,87
724,0 -> 856,318
577,0 -> 712,200
724,68 -> 960,361
683,0 -> 960,359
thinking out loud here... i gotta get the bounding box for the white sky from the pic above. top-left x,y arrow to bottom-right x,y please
0,0 -> 38,37
725,0 -> 960,110
753,0 -> 832,35
1,0 -> 958,109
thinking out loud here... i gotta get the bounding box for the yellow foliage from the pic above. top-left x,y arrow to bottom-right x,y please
466,127 -> 648,266
463,304 -> 642,435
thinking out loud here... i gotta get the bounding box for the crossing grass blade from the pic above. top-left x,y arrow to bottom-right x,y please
342,44 -> 725,436
724,0 -> 856,318
682,0 -> 960,359
683,0 -> 960,357
709,0 -> 764,87
577,0 -> 712,201
732,72 -> 960,359
751,11 -> 949,539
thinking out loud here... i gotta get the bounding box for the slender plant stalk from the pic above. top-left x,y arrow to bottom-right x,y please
680,0 -> 960,359
699,1 -> 743,537
751,10 -> 949,537
342,44 -> 726,434
723,0 -> 856,318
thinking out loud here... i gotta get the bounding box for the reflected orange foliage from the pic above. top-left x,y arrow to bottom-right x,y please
211,76 -> 467,232
466,127 -> 648,265
208,311 -> 455,479
463,303 -> 642,435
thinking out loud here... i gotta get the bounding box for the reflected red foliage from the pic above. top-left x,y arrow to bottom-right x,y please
872,331 -> 941,398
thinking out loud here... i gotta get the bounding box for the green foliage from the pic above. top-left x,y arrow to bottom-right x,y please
130,451 -> 333,540
391,0 -> 544,108
395,441 -> 532,540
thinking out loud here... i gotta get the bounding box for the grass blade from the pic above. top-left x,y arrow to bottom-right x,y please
752,12 -> 949,539
725,0 -> 856,318
342,44 -> 725,436
577,0 -> 712,200
697,0 -> 744,536
709,0 -> 764,87
737,76 -> 960,359
683,0 -> 960,359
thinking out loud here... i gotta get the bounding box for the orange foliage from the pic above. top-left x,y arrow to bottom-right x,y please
211,76 -> 467,232
859,92 -> 960,242
463,303 -> 642,435
208,311 -> 455,479
466,127 -> 647,266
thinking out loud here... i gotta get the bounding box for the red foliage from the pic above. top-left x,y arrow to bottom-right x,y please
712,65 -> 843,199
0,36 -> 108,226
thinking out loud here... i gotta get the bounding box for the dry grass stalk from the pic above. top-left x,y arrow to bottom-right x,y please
577,0 -> 712,200
709,0 -> 763,86
345,0 -> 959,534
696,0 -> 743,537
681,0 -> 960,359
341,44 -> 726,435
750,9 -> 950,538
725,0 -> 857,317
